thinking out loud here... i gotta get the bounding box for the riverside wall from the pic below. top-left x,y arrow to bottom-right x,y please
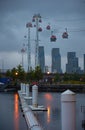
29,84 -> 85,93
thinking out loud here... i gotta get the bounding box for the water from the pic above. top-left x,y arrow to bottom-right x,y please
33,92 -> 85,130
0,92 -> 28,130
0,92 -> 85,130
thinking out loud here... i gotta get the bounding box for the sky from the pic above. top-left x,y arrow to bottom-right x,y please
0,0 -> 85,72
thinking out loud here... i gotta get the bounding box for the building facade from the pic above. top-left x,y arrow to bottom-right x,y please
66,52 -> 81,73
38,46 -> 45,72
51,48 -> 62,73
84,54 -> 85,73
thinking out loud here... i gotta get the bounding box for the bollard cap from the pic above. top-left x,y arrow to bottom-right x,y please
61,89 -> 76,102
32,85 -> 38,89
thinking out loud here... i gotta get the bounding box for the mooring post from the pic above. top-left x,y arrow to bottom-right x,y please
32,85 -> 38,107
26,84 -> 29,97
61,89 -> 76,130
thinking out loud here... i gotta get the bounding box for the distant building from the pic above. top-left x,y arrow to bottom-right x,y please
51,48 -> 62,73
45,66 -> 49,73
38,46 -> 45,72
66,52 -> 81,73
84,54 -> 85,73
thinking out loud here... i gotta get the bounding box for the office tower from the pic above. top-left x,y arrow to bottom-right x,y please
84,54 -> 85,73
66,52 -> 80,73
51,48 -> 62,73
38,46 -> 45,72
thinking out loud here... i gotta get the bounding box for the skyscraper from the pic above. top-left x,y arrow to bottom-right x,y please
51,48 -> 62,73
38,46 -> 45,72
66,52 -> 81,73
84,54 -> 85,73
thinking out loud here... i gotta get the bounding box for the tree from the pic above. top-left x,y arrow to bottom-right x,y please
6,70 -> 11,77
54,73 -> 60,82
34,66 -> 43,81
26,70 -> 35,81
16,65 -> 26,81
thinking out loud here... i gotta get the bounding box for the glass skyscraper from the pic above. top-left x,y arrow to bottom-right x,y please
38,46 -> 45,72
51,48 -> 62,73
84,54 -> 85,73
66,52 -> 81,73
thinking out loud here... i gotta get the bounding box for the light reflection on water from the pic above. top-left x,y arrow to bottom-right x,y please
47,106 -> 51,123
44,93 -> 52,123
35,92 -> 85,130
14,93 -> 19,130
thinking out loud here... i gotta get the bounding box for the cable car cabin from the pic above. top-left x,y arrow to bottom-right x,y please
46,25 -> 51,30
39,19 -> 42,23
28,23 -> 32,27
34,24 -> 36,27
38,27 -> 42,32
26,22 -> 32,28
62,32 -> 68,38
50,35 -> 57,42
32,18 -> 35,22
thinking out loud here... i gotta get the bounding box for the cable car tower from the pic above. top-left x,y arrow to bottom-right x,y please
32,14 -> 42,67
26,22 -> 32,72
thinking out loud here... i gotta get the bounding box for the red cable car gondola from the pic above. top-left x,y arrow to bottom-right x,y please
50,35 -> 57,42
26,22 -> 32,28
38,27 -> 42,32
46,25 -> 51,30
62,32 -> 68,38
62,28 -> 68,38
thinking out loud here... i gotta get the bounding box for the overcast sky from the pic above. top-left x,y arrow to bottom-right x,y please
0,0 -> 85,72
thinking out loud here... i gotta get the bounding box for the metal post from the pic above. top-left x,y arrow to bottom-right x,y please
35,16 -> 39,67
27,26 -> 31,72
32,14 -> 41,68
26,22 -> 32,72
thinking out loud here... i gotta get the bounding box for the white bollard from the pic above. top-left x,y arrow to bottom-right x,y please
61,89 -> 76,130
26,84 -> 29,97
22,83 -> 26,94
32,85 -> 38,107
20,83 -> 23,92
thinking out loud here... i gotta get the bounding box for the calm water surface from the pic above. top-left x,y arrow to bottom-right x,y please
0,92 -> 85,130
0,92 -> 28,130
34,92 -> 85,130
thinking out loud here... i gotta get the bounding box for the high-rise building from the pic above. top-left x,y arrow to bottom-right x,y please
66,52 -> 81,73
84,54 -> 85,73
38,46 -> 45,72
51,48 -> 62,73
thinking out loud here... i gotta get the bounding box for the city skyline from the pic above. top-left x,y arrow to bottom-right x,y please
0,0 -> 85,72
1,45 -> 85,73
38,47 -> 84,73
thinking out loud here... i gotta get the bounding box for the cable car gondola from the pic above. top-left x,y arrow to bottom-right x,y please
39,19 -> 42,23
62,28 -> 68,39
62,32 -> 68,38
46,25 -> 51,30
26,22 -> 32,28
34,24 -> 36,27
38,27 -> 42,32
32,18 -> 35,22
50,35 -> 57,42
